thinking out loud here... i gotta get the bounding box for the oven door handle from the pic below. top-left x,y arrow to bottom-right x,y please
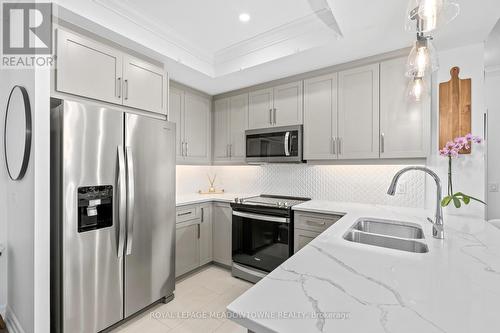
284,132 -> 290,156
233,211 -> 290,223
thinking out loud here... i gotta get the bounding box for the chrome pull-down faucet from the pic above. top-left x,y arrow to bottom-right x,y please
387,166 -> 444,239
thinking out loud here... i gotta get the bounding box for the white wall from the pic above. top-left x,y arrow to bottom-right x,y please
426,43 -> 487,218
177,164 -> 426,208
0,69 -> 36,333
486,69 -> 500,219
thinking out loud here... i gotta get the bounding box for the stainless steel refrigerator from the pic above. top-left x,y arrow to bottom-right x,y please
50,99 -> 176,332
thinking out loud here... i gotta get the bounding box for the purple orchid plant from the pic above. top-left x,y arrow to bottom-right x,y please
439,133 -> 486,208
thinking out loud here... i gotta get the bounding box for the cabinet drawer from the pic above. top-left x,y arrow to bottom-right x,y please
294,229 -> 321,253
294,212 -> 342,232
176,205 -> 200,223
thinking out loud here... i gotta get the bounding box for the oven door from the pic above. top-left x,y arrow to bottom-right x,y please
245,125 -> 302,163
232,211 -> 291,273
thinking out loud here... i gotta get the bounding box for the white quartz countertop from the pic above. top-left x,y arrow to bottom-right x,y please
176,193 -> 257,206
227,200 -> 500,333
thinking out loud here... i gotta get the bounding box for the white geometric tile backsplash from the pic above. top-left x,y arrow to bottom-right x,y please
177,164 -> 426,208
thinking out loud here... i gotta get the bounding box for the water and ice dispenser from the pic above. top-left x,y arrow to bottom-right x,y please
77,185 -> 113,232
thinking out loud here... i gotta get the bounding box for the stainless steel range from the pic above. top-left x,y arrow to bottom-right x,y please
230,195 -> 311,283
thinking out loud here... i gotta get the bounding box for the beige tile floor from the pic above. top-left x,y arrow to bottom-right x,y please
112,265 -> 252,333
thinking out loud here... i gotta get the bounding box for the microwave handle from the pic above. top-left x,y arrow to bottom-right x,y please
284,132 -> 290,156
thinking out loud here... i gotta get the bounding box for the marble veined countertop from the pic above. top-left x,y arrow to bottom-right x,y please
227,200 -> 500,333
176,193 -> 258,206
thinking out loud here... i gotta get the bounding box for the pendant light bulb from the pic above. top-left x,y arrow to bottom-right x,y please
407,77 -> 427,102
405,0 -> 459,33
405,37 -> 439,77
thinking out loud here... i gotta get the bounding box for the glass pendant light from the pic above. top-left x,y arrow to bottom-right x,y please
405,0 -> 460,33
406,77 -> 427,102
405,36 -> 439,77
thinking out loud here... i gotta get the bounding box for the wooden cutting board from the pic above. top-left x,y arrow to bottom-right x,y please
439,66 -> 472,153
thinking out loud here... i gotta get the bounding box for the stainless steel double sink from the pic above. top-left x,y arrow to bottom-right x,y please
343,218 -> 429,253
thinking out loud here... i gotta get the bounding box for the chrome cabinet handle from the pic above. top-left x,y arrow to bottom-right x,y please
117,77 -> 122,98
332,137 -> 337,155
201,207 -> 204,223
229,144 -> 232,157
185,142 -> 188,156
117,146 -> 126,257
269,109 -> 273,125
125,147 -> 135,256
197,223 -> 201,239
380,133 -> 385,153
124,79 -> 129,100
337,137 -> 342,155
273,108 -> 277,125
177,211 -> 192,217
307,220 -> 326,226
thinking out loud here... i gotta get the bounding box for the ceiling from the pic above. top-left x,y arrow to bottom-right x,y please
56,0 -> 500,94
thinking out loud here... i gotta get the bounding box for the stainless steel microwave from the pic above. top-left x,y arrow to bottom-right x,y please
245,125 -> 303,163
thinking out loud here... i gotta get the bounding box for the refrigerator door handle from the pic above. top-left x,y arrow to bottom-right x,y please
117,146 -> 126,257
125,146 -> 136,255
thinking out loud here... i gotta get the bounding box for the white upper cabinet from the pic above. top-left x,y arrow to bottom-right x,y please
248,82 -> 303,129
249,88 -> 274,129
338,64 -> 380,159
304,73 -> 338,160
56,28 -> 167,115
273,81 -> 303,127
122,55 -> 166,115
380,58 -> 430,158
169,86 -> 211,164
213,98 -> 231,161
229,94 -> 249,161
56,28 -> 123,105
213,94 -> 249,163
184,92 -> 211,162
168,87 -> 184,159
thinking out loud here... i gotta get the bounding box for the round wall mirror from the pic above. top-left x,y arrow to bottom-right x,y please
4,85 -> 32,181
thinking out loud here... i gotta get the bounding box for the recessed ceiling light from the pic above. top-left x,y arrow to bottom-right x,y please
239,13 -> 250,23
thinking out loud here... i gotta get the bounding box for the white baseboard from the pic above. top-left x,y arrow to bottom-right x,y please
5,306 -> 26,333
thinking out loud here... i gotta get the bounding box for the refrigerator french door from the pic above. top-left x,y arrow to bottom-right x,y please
50,99 -> 176,333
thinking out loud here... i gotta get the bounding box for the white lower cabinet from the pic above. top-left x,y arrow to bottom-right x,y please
199,204 -> 213,265
294,212 -> 342,253
175,202 -> 232,277
175,220 -> 200,278
212,203 -> 233,266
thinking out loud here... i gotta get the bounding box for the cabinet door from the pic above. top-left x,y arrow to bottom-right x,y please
213,98 -> 230,162
380,58 -> 430,158
184,92 -> 211,163
169,87 -> 184,160
199,205 -> 213,265
56,29 -> 122,105
303,74 -> 338,160
273,81 -> 303,126
229,94 -> 249,161
294,229 -> 321,253
175,221 -> 200,277
213,203 -> 232,266
122,55 -> 167,115
248,88 -> 274,129
338,64 -> 380,159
